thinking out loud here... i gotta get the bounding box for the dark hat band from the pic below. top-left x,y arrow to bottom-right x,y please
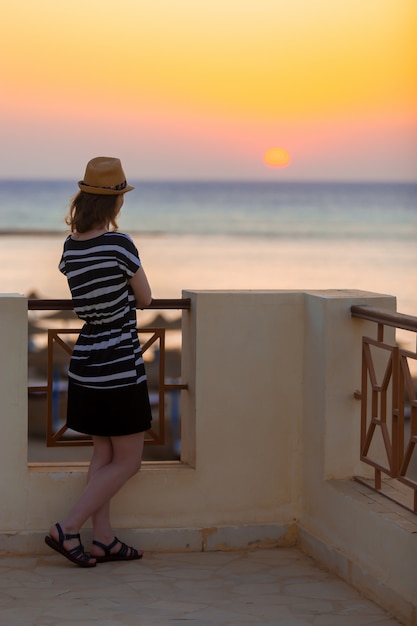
81,180 -> 127,191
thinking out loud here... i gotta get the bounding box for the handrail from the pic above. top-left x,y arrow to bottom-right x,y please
28,297 -> 191,311
351,304 -> 417,514
351,305 -> 417,332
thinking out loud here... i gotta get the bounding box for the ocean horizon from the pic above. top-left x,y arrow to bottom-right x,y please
0,179 -> 416,239
0,180 -> 416,336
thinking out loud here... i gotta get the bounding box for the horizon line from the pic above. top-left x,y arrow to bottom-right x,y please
0,177 -> 416,185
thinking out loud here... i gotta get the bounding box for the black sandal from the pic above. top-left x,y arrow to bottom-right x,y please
45,523 -> 96,568
92,536 -> 143,562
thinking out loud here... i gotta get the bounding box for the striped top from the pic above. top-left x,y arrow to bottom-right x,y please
59,232 -> 148,390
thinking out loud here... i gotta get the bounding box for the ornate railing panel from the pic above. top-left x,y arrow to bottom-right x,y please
28,299 -> 190,451
351,305 -> 417,513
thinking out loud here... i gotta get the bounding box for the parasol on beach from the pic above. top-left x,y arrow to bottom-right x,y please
144,348 -> 181,387
144,313 -> 182,330
40,309 -> 78,320
28,321 -> 47,335
28,343 -> 73,374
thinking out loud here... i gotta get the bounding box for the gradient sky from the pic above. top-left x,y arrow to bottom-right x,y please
1,0 -> 416,181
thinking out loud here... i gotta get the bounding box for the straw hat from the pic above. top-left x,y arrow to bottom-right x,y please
78,157 -> 134,195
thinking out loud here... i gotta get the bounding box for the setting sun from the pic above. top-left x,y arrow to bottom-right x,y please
263,147 -> 291,168
0,1 -> 415,180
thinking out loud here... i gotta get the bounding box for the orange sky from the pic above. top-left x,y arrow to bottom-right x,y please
1,0 -> 416,180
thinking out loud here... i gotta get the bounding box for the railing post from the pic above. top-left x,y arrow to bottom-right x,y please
391,345 -> 400,477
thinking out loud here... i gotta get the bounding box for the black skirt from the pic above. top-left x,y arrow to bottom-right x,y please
66,379 -> 152,437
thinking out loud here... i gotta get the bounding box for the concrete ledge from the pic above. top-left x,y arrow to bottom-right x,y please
0,523 -> 296,557
298,526 -> 416,626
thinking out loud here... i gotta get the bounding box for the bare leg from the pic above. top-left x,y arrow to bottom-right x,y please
48,432 -> 145,561
88,435 -> 144,557
88,436 -> 113,541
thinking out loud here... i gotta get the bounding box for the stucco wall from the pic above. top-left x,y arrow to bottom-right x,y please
0,294 -> 28,530
23,290 -> 306,533
300,290 -> 417,624
0,289 -> 404,535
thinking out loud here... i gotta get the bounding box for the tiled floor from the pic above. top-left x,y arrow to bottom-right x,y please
0,548 -> 402,625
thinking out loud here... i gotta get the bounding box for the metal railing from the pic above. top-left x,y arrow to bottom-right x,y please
28,298 -> 190,449
351,305 -> 417,513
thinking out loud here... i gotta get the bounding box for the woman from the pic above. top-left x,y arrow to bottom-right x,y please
45,156 -> 152,567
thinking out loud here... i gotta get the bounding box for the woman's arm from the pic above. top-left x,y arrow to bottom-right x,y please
129,266 -> 152,308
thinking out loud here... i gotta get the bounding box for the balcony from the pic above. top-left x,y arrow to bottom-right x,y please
0,289 -> 416,625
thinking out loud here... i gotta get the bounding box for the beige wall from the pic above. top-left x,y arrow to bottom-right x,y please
0,294 -> 28,530
0,290 -> 416,624
300,290 -> 416,624
21,290 -> 306,533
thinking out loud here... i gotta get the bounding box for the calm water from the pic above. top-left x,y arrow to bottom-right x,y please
0,180 -> 416,316
0,180 -> 415,240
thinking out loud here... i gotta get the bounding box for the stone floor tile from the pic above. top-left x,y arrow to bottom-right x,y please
0,549 -> 403,626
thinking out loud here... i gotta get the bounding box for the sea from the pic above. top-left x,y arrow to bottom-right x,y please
0,179 -> 416,320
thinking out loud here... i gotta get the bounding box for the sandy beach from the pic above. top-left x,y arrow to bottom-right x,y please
1,232 -> 417,314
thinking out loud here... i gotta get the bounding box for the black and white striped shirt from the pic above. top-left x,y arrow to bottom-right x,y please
59,232 -> 147,390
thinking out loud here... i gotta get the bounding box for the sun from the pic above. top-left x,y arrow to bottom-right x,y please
263,147 -> 291,168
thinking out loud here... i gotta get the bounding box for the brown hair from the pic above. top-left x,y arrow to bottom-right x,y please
65,191 -> 121,233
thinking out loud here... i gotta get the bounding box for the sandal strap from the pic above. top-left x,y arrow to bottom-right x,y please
117,541 -> 129,558
114,536 -> 138,558
92,537 -> 119,555
55,523 -> 81,545
63,532 -> 81,541
117,540 -> 138,558
67,543 -> 90,563
92,536 -> 137,558
53,523 -> 91,565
